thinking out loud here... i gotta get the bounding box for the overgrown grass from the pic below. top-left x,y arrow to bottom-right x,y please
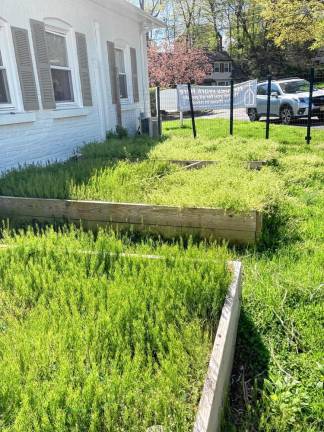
0,118 -> 323,431
224,149 -> 324,431
147,164 -> 283,213
0,228 -> 230,431
0,159 -> 283,212
0,136 -> 283,213
150,136 -> 280,163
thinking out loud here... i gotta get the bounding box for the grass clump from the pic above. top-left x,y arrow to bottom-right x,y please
0,228 -> 230,431
148,164 -> 283,212
0,159 -> 176,201
150,136 -> 280,164
70,160 -> 177,203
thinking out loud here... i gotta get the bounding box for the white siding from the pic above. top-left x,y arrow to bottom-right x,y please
0,0 -> 151,173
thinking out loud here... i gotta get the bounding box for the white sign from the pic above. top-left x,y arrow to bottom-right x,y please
160,89 -> 178,113
177,80 -> 257,111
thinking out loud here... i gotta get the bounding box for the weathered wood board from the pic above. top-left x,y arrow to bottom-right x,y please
193,261 -> 243,432
73,155 -> 271,171
164,159 -> 270,171
0,196 -> 262,245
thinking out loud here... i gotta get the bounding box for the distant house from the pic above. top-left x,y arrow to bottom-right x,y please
203,51 -> 248,86
0,0 -> 163,173
204,51 -> 233,86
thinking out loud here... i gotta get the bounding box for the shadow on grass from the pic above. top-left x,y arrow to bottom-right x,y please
0,135 -> 162,200
221,309 -> 270,432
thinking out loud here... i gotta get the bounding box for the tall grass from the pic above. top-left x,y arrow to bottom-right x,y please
0,228 -> 230,431
224,148 -> 324,431
150,136 -> 280,163
148,164 -> 283,212
0,143 -> 283,213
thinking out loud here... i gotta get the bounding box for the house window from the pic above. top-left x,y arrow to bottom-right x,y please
0,49 -> 10,104
224,62 -> 232,73
214,62 -> 232,74
46,31 -> 74,103
214,62 -> 220,73
115,48 -> 128,99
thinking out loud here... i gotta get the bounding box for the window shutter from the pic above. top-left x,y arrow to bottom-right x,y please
107,41 -> 117,104
130,47 -> 139,103
75,32 -> 92,106
30,19 -> 56,109
11,27 -> 39,111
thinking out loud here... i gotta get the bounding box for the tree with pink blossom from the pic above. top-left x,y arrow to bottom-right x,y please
148,42 -> 212,88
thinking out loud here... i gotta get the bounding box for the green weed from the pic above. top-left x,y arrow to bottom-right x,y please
0,228 -> 230,431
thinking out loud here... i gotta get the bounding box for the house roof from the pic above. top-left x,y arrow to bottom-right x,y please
90,0 -> 165,31
207,51 -> 233,62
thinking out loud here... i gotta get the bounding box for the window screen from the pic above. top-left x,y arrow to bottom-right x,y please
115,48 -> 128,99
46,31 -> 74,103
46,32 -> 68,67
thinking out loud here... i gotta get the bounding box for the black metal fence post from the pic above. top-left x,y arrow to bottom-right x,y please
266,74 -> 272,139
230,79 -> 234,136
156,86 -> 162,137
306,68 -> 315,144
188,83 -> 197,139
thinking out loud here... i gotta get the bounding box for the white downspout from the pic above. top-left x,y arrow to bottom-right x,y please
93,20 -> 109,138
139,24 -> 150,118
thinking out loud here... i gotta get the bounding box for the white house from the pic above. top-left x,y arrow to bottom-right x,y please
0,0 -> 163,173
204,52 -> 234,87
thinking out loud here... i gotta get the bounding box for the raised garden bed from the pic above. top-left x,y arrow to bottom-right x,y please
0,196 -> 263,245
0,148 -> 282,244
0,230 -> 242,431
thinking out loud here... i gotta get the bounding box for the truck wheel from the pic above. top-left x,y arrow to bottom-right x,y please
248,108 -> 260,122
280,106 -> 294,125
318,113 -> 324,122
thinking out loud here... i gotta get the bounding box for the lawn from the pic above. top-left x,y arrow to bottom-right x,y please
0,229 -> 230,431
0,119 -> 323,431
163,117 -> 324,149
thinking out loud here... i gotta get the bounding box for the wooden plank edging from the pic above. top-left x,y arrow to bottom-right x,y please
0,196 -> 262,245
193,260 -> 243,432
158,159 -> 270,171
73,155 -> 271,171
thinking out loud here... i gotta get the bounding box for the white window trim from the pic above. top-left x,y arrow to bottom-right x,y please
224,62 -> 232,73
45,23 -> 83,110
214,62 -> 232,74
214,62 -> 220,73
0,18 -> 24,114
114,42 -> 133,105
